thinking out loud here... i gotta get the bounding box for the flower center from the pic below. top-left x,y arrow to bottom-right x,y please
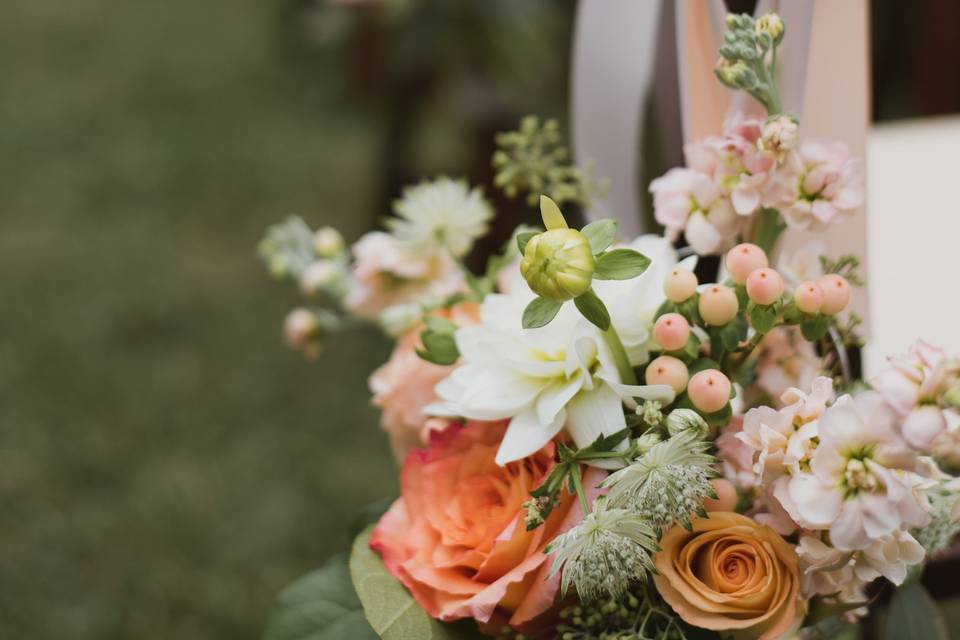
842,456 -> 879,495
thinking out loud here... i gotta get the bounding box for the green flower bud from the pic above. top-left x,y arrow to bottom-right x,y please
632,431 -> 663,456
520,228 -> 595,301
665,408 -> 710,439
944,382 -> 960,408
715,59 -> 749,88
755,13 -> 785,44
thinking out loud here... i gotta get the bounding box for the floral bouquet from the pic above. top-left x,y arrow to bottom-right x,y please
258,13 -> 960,640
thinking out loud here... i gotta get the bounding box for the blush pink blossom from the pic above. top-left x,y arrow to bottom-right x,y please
344,231 -> 465,319
649,168 -> 739,255
779,141 -> 864,230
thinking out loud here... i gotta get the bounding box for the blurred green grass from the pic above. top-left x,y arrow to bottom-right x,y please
0,1 -> 398,637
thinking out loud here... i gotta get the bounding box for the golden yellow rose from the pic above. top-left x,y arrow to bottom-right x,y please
653,512 -> 802,640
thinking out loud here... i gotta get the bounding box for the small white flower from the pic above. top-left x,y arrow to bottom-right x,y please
546,498 -> 659,601
388,177 -> 493,257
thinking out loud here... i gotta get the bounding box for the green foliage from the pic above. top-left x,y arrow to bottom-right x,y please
264,555 -> 378,640
417,320 -> 460,365
747,301 -> 778,334
801,313 -> 831,341
492,115 -> 607,209
593,249 -> 651,280
515,230 -> 538,255
752,208 -> 788,255
820,254 -> 865,287
884,581 -> 949,640
582,219 -> 617,254
349,527 -> 484,639
574,288 -> 611,330
522,296 -> 563,329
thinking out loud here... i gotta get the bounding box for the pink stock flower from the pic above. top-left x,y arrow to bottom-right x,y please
649,168 -> 739,255
371,421 -> 605,635
779,141 -> 864,229
871,341 -> 956,451
369,303 -> 480,461
344,231 -> 465,319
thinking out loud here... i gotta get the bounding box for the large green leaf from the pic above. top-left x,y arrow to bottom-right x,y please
883,581 -> 949,640
581,219 -> 617,254
349,527 -> 484,639
522,296 -> 562,329
264,554 -> 378,640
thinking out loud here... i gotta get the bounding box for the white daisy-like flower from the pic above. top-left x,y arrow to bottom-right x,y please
388,177 -> 493,257
425,273 -> 674,466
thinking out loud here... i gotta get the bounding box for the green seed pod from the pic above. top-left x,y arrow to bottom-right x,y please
520,228 -> 595,301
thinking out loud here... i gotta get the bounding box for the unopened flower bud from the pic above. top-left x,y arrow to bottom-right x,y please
520,229 -> 595,301
944,382 -> 960,408
761,115 -> 799,153
283,308 -> 319,350
664,266 -> 699,302
715,59 -> 749,87
687,370 -> 732,414
725,243 -> 769,284
746,268 -> 784,306
665,408 -> 709,439
755,13 -> 785,44
818,274 -> 851,315
633,431 -> 663,455
698,284 -> 739,326
313,227 -> 344,257
299,260 -> 339,295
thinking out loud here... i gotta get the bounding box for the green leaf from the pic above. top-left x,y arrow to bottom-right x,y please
581,219 -> 617,254
416,331 -> 459,365
422,316 -> 457,334
688,358 -> 722,376
883,581 -> 949,640
578,427 -> 630,455
719,315 -> 748,351
350,527 -> 485,640
782,302 -> 802,325
522,296 -> 563,329
264,554 -> 378,640
516,231 -> 538,255
801,314 -> 830,341
747,302 -> 777,334
573,288 -> 611,330
593,249 -> 651,280
539,194 -> 567,230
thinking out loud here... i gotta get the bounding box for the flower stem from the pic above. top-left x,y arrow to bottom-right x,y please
569,463 -> 591,515
602,324 -> 638,385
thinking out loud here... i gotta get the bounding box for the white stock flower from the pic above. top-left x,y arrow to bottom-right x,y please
784,392 -> 929,550
388,177 -> 493,257
426,277 -> 674,465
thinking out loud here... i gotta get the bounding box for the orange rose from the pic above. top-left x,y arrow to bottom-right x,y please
369,303 -> 479,461
653,512 -> 802,640
370,421 -> 603,634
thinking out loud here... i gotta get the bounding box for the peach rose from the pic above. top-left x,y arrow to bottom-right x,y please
369,303 -> 479,461
653,512 -> 802,640
370,421 -> 603,634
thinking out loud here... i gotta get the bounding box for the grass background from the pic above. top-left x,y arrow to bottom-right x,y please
2,1 -> 958,638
